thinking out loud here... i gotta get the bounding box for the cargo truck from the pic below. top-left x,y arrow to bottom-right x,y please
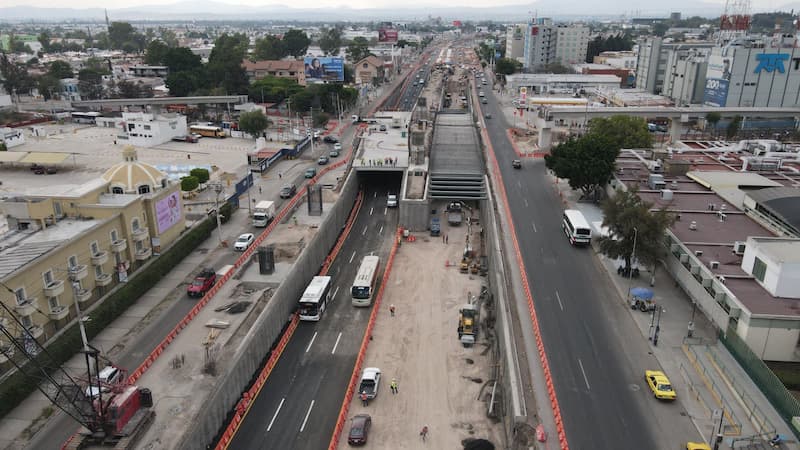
252,200 -> 276,227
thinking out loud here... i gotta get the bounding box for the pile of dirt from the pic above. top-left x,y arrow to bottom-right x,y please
462,438 -> 495,450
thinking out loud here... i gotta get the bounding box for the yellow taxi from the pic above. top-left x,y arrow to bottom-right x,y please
645,370 -> 677,400
686,443 -> 711,450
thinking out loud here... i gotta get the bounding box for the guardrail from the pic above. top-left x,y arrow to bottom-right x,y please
683,344 -> 742,436
326,228 -> 403,450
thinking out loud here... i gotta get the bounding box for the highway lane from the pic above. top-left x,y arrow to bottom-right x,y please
479,78 -> 696,449
227,178 -> 399,450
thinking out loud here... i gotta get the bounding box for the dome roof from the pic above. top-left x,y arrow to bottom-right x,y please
102,146 -> 166,194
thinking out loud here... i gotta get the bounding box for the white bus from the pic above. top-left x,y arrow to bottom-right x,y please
298,276 -> 332,321
562,209 -> 592,246
351,255 -> 381,307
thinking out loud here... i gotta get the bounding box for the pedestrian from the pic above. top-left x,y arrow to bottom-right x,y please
445,234 -> 448,244
390,378 -> 398,394
278,172 -> 282,179
420,425 -> 428,441
258,186 -> 262,194
389,304 -> 396,316
360,391 -> 368,406
442,235 -> 445,244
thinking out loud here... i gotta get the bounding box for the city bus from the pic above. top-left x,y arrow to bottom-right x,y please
562,209 -> 592,246
189,125 -> 226,138
71,111 -> 102,124
351,255 -> 381,307
298,276 -> 332,321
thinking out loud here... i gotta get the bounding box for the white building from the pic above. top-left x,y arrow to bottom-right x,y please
120,112 -> 187,148
505,73 -> 621,95
594,50 -> 638,70
554,24 -> 590,65
505,24 -> 526,63
0,127 -> 24,148
662,49 -> 710,106
523,19 -> 590,70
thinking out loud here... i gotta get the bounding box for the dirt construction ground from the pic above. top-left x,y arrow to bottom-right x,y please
338,221 -> 502,449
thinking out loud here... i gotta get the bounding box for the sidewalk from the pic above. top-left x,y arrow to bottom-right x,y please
549,173 -> 798,448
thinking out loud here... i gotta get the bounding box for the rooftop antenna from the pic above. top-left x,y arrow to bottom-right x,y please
717,0 -> 751,45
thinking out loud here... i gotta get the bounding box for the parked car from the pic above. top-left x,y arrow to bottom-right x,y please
645,370 -> 676,400
318,155 -> 330,165
172,135 -> 198,143
233,233 -> 255,251
305,168 -> 317,178
187,268 -> 217,297
387,194 -> 398,208
358,367 -> 381,399
279,184 -> 297,199
347,414 -> 371,446
333,143 -> 342,151
686,443 -> 712,450
512,159 -> 522,169
329,149 -> 340,158
379,124 -> 387,131
323,135 -> 338,144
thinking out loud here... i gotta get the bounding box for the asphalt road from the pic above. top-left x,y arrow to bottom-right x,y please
479,77 -> 698,449
227,177 -> 400,450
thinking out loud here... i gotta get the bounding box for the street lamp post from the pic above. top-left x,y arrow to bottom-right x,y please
211,182 -> 224,246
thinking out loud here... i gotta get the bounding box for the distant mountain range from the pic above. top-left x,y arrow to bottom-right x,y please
0,0 -> 795,22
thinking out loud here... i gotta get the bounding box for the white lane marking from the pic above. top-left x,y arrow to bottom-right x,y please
332,286 -> 339,301
523,198 -> 529,207
517,180 -> 522,188
532,222 -> 537,233
384,207 -> 388,215
306,332 -> 318,353
369,207 -> 374,215
266,398 -> 285,432
578,359 -> 590,390
373,192 -> 377,198
331,332 -> 343,354
362,225 -> 368,235
349,251 -> 357,264
299,400 -> 315,432
555,290 -> 564,311
379,225 -> 384,234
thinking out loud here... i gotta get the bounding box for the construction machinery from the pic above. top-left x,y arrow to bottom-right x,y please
0,291 -> 154,449
458,303 -> 478,347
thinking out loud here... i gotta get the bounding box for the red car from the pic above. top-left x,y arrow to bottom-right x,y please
187,268 -> 216,297
347,414 -> 371,446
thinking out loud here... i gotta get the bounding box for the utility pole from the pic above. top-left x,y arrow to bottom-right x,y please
211,182 -> 224,246
626,227 -> 638,305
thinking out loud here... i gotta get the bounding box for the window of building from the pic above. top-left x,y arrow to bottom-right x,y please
135,240 -> 143,252
53,202 -> 63,217
752,257 -> 767,282
95,265 -> 104,277
49,297 -> 60,311
143,125 -> 151,130
14,287 -> 27,305
90,241 -> 100,256
138,185 -> 150,194
43,270 -> 54,287
132,218 -> 140,231
21,315 -> 32,329
110,229 -> 118,242
112,186 -> 124,194
68,255 -> 78,269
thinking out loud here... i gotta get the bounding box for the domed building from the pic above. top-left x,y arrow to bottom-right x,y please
102,145 -> 168,195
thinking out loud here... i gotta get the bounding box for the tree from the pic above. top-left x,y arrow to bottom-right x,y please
346,37 -> 372,63
597,188 -> 674,272
587,116 -> 652,150
254,35 -> 288,60
495,57 -> 521,75
116,80 -> 151,98
206,33 -> 250,94
238,110 -> 270,139
108,22 -> 145,52
652,22 -> 669,37
37,31 -> 52,53
727,115 -> 742,139
144,40 -> 169,65
159,28 -> 179,48
77,68 -> 106,99
166,71 -> 199,97
181,176 -> 199,192
705,112 -> 721,137
313,111 -> 331,128
545,136 -> 618,201
248,76 -> 304,103
163,47 -> 202,73
189,168 -> 210,184
37,75 -> 61,100
48,60 -> 74,79
0,52 -> 35,96
318,27 -> 343,56
283,29 -> 310,58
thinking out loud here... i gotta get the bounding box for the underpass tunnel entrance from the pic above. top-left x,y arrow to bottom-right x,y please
357,171 -> 404,199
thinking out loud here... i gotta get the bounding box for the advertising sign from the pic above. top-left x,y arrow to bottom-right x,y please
304,57 -> 344,82
754,53 -> 790,74
707,54 -> 731,81
703,78 -> 729,107
378,28 -> 398,43
155,191 -> 182,234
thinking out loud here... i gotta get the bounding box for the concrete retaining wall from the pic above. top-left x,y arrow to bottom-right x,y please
178,173 -> 360,450
399,198 -> 430,231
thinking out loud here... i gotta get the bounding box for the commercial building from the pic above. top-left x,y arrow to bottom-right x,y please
614,141 -> 800,362
522,20 -> 589,70
635,37 -> 716,95
242,60 -> 307,86
505,24 -> 526,63
506,73 -> 621,95
354,56 -> 385,85
593,50 -> 637,70
662,49 -> 710,105
0,127 -> 25,149
0,147 -> 184,355
703,36 -> 800,108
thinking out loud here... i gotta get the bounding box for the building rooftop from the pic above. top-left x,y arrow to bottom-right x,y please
23,178 -> 108,199
745,188 -> 800,236
750,237 -> 800,264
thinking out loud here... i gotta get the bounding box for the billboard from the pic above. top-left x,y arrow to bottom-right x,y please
155,191 -> 182,234
304,56 -> 344,82
379,28 -> 398,43
707,54 -> 731,81
703,78 -> 729,107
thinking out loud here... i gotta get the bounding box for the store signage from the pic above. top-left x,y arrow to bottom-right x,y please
754,53 -> 790,74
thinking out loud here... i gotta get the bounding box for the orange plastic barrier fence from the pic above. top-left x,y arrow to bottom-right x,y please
482,128 -> 570,449
326,228 -> 403,450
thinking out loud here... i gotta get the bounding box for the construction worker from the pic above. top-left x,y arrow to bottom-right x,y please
390,378 -> 398,394
360,391 -> 368,406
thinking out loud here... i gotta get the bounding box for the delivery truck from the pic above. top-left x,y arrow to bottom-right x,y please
252,200 -> 276,227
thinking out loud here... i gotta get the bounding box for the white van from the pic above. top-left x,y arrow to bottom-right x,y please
562,210 -> 592,245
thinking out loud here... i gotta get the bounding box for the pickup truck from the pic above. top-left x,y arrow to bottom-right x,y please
358,367 -> 381,400
187,268 -> 216,297
447,202 -> 463,226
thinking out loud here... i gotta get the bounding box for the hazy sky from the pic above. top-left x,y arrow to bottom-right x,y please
1,0 -> 786,14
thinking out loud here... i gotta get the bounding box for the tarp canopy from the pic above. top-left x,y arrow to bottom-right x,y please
630,287 -> 654,300
0,152 -> 26,162
18,152 -> 71,165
